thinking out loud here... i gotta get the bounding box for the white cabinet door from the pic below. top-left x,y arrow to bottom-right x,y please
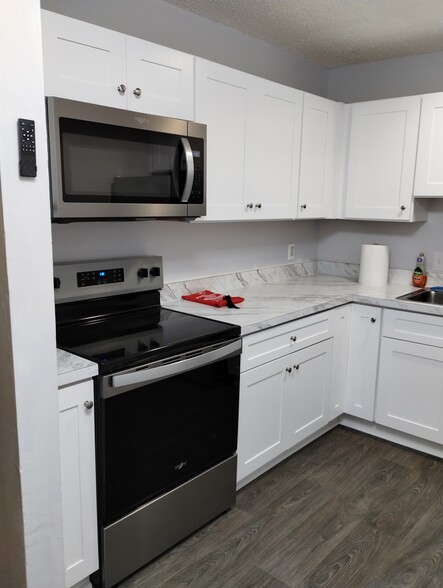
59,380 -> 98,587
330,304 -> 351,419
345,96 -> 422,221
298,93 -> 339,219
414,92 -> 443,197
195,59 -> 249,221
244,78 -> 302,219
285,339 -> 333,448
237,356 -> 287,481
375,338 -> 443,443
41,10 -> 127,109
344,305 -> 381,421
126,36 -> 194,120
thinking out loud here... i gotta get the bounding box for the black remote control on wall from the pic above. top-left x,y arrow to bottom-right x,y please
18,118 -> 37,177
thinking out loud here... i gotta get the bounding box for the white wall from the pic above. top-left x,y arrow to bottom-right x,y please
0,2 -> 64,586
53,220 -> 319,282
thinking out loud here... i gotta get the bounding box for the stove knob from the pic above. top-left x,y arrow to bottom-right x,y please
150,267 -> 161,277
137,268 -> 149,278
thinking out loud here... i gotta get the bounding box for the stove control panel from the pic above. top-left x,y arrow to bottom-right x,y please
54,256 -> 163,303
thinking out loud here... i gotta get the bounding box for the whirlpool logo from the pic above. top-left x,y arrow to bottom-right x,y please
134,116 -> 150,125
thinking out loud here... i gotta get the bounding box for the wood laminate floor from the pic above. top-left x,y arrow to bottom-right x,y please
119,427 -> 443,588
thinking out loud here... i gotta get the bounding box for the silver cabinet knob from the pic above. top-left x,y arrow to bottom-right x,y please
370,317 -> 376,323
255,203 -> 262,209
246,203 -> 253,208
84,400 -> 94,410
133,87 -> 142,97
117,84 -> 126,94
286,367 -> 292,373
400,205 -> 406,211
290,335 -> 297,342
301,204 -> 307,210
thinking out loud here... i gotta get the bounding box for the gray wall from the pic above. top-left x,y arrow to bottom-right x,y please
40,0 -> 328,96
327,51 -> 443,102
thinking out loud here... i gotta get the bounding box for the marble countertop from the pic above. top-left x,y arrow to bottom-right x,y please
162,274 -> 437,335
56,270 -> 440,383
57,349 -> 98,388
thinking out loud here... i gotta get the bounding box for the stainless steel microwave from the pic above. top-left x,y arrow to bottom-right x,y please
46,97 -> 206,222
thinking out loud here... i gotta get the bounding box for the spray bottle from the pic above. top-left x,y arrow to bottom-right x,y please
412,252 -> 427,288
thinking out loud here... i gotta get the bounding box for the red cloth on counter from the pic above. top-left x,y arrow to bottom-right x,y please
182,290 -> 244,308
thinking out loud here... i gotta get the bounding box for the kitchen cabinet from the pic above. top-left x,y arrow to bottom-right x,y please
59,379 -> 98,587
344,304 -> 381,421
375,309 -> 443,443
344,96 -> 426,221
298,93 -> 341,219
330,304 -> 351,419
414,92 -> 443,197
195,58 -> 302,221
41,10 -> 194,119
237,310 -> 334,483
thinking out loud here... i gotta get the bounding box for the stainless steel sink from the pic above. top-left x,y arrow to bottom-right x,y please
397,288 -> 443,305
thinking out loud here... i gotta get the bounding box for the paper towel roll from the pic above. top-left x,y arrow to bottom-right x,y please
358,244 -> 389,287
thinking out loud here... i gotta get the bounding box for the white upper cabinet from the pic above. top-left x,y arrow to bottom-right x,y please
41,10 -> 127,109
195,59 -> 249,220
244,77 -> 302,220
41,10 -> 194,119
414,92 -> 443,197
125,36 -> 194,119
344,96 -> 426,221
298,93 -> 340,219
196,58 -> 302,221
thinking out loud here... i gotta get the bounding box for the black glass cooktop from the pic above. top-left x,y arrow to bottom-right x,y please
56,292 -> 240,375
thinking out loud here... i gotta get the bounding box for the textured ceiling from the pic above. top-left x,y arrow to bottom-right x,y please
162,0 -> 443,67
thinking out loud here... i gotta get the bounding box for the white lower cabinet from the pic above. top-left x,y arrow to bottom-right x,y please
284,339 -> 333,448
344,304 -> 381,421
59,380 -> 98,587
375,309 -> 443,444
237,311 -> 335,483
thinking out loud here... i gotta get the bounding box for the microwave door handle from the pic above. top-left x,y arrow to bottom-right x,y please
180,137 -> 194,203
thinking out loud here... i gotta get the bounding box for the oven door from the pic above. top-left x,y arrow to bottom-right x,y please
96,339 -> 241,526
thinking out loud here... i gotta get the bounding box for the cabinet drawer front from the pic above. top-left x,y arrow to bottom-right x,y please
383,309 -> 443,347
241,310 -> 332,371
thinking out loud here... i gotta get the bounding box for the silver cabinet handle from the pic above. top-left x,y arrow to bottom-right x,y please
286,367 -> 292,373
246,203 -> 253,208
255,203 -> 262,209
117,84 -> 126,94
290,335 -> 297,342
371,317 -> 376,323
84,400 -> 94,410
133,87 -> 142,97
180,137 -> 194,203
400,205 -> 406,211
301,204 -> 307,210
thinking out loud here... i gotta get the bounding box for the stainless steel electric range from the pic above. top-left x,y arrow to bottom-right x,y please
54,257 -> 241,588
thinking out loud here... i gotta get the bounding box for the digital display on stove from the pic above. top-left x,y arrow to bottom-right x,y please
77,267 -> 124,288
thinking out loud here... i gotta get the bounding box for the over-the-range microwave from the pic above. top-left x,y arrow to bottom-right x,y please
46,97 -> 206,222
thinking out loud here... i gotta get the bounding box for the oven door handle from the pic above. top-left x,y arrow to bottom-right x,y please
110,339 -> 241,391
180,137 -> 194,203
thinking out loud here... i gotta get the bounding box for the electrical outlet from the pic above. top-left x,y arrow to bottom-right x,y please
433,251 -> 443,271
287,243 -> 295,260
